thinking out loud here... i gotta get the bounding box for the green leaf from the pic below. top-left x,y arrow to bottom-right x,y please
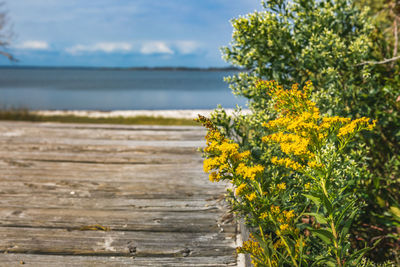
335,200 -> 356,227
309,228 -> 334,245
310,256 -> 337,267
346,247 -> 371,266
321,193 -> 333,214
389,206 -> 400,220
304,212 -> 328,224
339,209 -> 357,243
303,193 -> 321,206
340,242 -> 350,260
298,235 -> 305,266
325,261 -> 337,267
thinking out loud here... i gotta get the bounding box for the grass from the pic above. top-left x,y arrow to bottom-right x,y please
0,109 -> 200,126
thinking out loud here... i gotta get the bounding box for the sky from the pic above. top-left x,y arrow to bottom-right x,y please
0,0 -> 261,67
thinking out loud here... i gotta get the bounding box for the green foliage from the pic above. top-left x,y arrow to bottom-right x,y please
199,82 -> 382,266
214,0 -> 400,263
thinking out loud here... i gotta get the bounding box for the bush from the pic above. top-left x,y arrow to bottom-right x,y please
204,0 -> 399,263
198,81 -> 379,266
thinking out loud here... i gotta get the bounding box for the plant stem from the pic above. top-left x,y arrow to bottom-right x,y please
321,179 -> 342,267
279,235 -> 299,267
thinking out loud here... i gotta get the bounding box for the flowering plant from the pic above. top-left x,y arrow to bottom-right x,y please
198,81 -> 381,266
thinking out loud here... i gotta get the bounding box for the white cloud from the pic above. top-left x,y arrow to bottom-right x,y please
66,42 -> 133,54
140,42 -> 173,55
15,40 -> 49,50
175,41 -> 199,54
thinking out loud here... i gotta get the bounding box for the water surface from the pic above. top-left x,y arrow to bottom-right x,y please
0,68 -> 246,110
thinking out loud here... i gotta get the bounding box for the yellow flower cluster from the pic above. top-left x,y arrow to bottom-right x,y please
258,80 -> 314,116
246,192 -> 257,201
277,182 -> 286,190
269,205 -> 297,235
271,156 -> 303,171
264,133 -> 313,158
280,223 -> 290,231
337,117 -> 377,137
273,239 -> 284,249
208,171 -> 221,182
237,234 -> 265,267
270,205 -> 280,214
203,157 -> 222,173
202,124 -> 253,182
235,183 -> 247,195
319,116 -> 351,130
236,163 -> 264,180
307,161 -> 324,169
283,210 -> 295,220
259,207 -> 294,222
304,182 -> 311,190
259,212 -> 268,220
260,80 -> 376,172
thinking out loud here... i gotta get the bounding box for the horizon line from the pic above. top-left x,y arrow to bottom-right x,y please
0,65 -> 244,71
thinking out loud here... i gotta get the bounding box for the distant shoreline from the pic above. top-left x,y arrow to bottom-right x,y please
0,66 -> 245,72
33,109 -> 251,119
0,109 -> 251,126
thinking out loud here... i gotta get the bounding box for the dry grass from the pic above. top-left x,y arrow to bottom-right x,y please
0,109 -> 199,126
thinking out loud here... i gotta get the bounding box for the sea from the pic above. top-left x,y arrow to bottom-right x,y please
0,67 -> 247,110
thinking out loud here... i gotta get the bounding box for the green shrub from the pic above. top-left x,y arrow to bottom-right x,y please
207,0 -> 399,263
199,81 -> 379,266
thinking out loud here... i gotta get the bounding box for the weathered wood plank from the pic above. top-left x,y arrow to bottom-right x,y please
0,207 -> 235,233
0,121 -> 238,265
0,179 -> 225,199
0,153 -> 200,165
0,121 -> 206,142
0,161 -> 227,197
0,162 -> 208,180
0,195 -> 220,211
0,143 -> 201,156
0,254 -> 237,267
0,227 -> 236,257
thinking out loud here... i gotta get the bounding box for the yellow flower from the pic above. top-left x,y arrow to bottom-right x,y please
283,210 -> 295,220
271,205 -> 280,214
236,163 -> 264,180
280,223 -> 289,231
368,119 -> 377,130
235,183 -> 247,195
264,132 -> 312,157
235,150 -> 250,160
271,157 -> 303,171
237,234 -> 264,258
337,121 -> 357,137
337,117 -> 376,137
307,161 -> 324,169
209,172 -> 221,182
203,158 -> 215,173
259,81 -> 376,171
219,142 -> 239,156
246,192 -> 257,201
277,217 -> 285,223
295,239 -> 306,249
304,183 -> 311,190
277,182 -> 286,190
273,240 -> 284,249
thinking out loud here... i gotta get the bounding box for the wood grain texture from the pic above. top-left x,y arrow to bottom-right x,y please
0,121 -> 238,266
0,254 -> 237,267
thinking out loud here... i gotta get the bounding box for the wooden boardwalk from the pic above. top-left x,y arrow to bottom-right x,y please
0,121 -> 238,266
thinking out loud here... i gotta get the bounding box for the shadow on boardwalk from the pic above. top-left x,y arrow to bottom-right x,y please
0,121 -> 238,266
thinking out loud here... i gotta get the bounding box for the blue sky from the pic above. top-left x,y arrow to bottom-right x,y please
0,0 -> 261,67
